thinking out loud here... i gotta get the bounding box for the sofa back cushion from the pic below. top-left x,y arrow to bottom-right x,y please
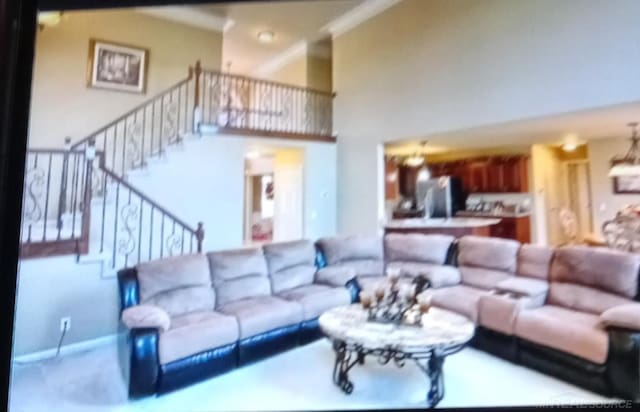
549,246 -> 640,299
548,282 -> 633,315
518,244 -> 554,280
263,240 -> 317,293
457,236 -> 520,273
207,247 -> 271,307
316,235 -> 383,266
136,254 -> 215,317
384,233 -> 455,265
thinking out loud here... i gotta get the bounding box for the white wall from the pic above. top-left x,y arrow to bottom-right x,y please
333,0 -> 640,234
126,133 -> 337,250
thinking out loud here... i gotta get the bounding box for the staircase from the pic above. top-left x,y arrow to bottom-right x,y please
20,60 -> 334,268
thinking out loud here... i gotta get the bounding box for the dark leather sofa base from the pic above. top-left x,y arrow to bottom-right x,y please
517,339 -> 610,397
157,343 -> 238,395
471,326 -> 518,363
300,318 -> 322,345
607,328 -> 640,402
238,324 -> 301,366
127,328 -> 160,399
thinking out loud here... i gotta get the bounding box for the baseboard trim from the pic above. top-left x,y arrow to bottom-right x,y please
13,332 -> 124,363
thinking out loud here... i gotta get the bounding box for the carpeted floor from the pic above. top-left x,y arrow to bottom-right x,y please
10,337 -> 613,411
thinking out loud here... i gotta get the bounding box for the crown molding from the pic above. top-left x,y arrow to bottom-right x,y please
252,40 -> 309,78
321,0 -> 402,39
135,6 -> 234,33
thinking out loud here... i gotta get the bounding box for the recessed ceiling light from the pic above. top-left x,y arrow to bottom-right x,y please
257,31 -> 275,43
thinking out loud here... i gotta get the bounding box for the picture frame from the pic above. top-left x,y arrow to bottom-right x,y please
87,39 -> 148,94
613,175 -> 640,194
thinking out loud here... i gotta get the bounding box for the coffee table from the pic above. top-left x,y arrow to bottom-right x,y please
318,304 -> 474,407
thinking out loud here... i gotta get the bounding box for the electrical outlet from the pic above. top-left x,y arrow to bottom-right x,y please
60,317 -> 71,333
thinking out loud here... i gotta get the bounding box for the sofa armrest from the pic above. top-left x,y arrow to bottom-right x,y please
122,305 -> 171,332
118,267 -> 140,311
315,266 -> 357,287
601,303 -> 640,331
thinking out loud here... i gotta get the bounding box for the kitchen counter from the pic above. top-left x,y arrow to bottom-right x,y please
385,217 -> 501,237
456,210 -> 531,218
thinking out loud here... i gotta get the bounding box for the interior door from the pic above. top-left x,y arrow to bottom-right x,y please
273,150 -> 304,242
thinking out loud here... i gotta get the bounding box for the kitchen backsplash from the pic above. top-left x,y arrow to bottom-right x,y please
466,193 -> 533,213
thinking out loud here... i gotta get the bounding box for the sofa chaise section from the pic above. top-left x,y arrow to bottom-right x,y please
207,247 -> 304,366
263,240 -> 353,344
514,246 -> 640,398
118,254 -> 239,397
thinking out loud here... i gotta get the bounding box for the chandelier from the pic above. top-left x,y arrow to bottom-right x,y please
609,123 -> 640,177
403,141 -> 428,167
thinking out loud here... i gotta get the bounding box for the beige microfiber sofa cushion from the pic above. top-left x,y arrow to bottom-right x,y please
136,254 -> 215,317
263,240 -> 317,293
384,233 -> 455,265
600,303 -> 640,331
550,246 -> 640,298
317,235 -> 383,266
159,311 -> 239,364
457,235 -> 520,273
515,305 -> 608,364
122,304 -> 171,332
207,247 -> 272,307
518,244 -> 554,280
218,296 -> 303,339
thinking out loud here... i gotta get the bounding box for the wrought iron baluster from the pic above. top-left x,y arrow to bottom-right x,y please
137,196 -> 143,264
112,180 -> 120,269
100,169 -> 107,253
149,205 -> 155,261
42,153 -> 53,241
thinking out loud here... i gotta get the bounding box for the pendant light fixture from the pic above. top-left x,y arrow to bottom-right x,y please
609,122 -> 640,177
403,141 -> 427,167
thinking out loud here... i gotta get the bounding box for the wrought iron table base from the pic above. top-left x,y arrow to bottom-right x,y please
331,340 -> 455,408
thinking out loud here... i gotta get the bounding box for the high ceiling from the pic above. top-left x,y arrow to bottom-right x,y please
196,0 -> 365,75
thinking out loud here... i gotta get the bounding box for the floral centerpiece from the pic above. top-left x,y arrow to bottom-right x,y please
359,268 -> 432,326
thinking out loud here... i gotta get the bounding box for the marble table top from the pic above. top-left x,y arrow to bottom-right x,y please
319,304 -> 475,353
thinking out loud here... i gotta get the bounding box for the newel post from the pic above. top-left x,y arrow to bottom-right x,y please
196,222 -> 204,253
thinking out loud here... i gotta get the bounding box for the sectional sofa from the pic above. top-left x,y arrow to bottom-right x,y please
118,233 -> 640,402
117,239 -> 359,397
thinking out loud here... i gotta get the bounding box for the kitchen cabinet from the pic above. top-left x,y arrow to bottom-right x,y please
397,165 -> 419,198
427,155 -> 528,194
385,159 -> 399,200
489,216 -> 531,243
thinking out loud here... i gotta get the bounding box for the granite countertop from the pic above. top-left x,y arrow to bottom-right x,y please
456,210 -> 532,218
385,217 -> 502,229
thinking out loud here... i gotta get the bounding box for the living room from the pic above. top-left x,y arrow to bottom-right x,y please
3,0 -> 640,411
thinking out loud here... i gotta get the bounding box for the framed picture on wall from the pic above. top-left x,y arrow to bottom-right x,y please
613,175 -> 640,194
87,39 -> 148,93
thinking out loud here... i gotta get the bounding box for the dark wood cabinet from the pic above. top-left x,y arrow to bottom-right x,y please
384,159 -> 399,200
426,155 -> 528,194
397,165 -> 419,198
489,216 -> 531,243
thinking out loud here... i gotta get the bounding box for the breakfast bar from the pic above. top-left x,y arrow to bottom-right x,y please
384,217 -> 501,237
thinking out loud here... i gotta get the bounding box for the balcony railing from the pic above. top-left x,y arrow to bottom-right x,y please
197,64 -> 334,139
